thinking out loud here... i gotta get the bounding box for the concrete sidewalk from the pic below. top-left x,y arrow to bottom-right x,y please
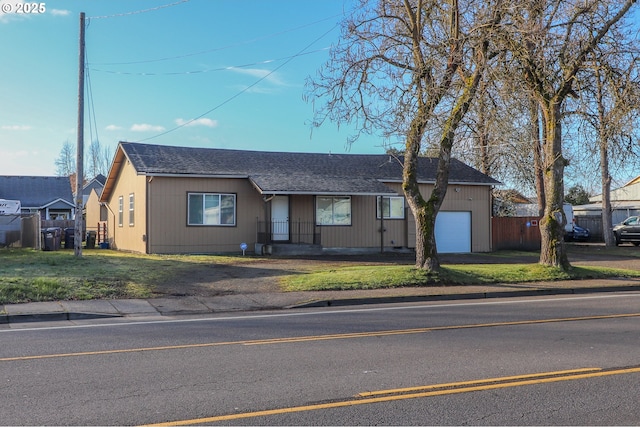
3,277 -> 640,325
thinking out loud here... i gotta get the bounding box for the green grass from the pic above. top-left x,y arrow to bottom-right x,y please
2,247 -> 640,304
0,249 -> 264,304
280,262 -> 640,292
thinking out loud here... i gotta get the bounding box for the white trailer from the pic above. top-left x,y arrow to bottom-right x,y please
0,199 -> 21,215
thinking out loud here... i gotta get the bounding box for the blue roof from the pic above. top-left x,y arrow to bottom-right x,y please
0,176 -> 74,208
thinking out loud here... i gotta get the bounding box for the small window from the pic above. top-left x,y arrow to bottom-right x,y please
129,193 -> 135,226
118,196 -> 123,227
316,196 -> 351,225
377,196 -> 405,219
188,193 -> 236,226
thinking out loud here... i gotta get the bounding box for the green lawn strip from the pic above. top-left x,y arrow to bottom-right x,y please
280,263 -> 640,292
0,249 -> 268,304
0,250 -> 156,304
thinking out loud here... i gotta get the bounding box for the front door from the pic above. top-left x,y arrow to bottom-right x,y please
271,196 -> 289,241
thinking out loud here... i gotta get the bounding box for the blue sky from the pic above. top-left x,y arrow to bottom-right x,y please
0,0 -> 387,176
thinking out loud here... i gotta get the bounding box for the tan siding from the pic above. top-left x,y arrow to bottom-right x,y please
316,195 -> 406,249
147,177 -> 263,254
404,183 -> 492,252
102,160 -> 147,253
85,189 -> 101,233
290,195 -> 314,222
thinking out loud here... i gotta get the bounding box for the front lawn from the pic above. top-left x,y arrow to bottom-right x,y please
279,262 -> 640,291
2,247 -> 640,304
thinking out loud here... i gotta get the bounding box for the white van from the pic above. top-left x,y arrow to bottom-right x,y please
563,203 -> 575,238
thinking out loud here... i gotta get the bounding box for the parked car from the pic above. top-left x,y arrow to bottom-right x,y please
571,225 -> 590,241
613,216 -> 640,246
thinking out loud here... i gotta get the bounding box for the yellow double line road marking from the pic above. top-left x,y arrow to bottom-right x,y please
2,312 -> 639,362
142,366 -> 640,426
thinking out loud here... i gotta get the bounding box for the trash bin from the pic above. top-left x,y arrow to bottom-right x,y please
64,228 -> 75,249
41,229 -> 54,251
41,227 -> 62,251
51,227 -> 62,250
86,230 -> 96,249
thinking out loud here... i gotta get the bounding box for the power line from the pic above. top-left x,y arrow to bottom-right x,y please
88,14 -> 341,66
89,0 -> 189,20
134,24 -> 339,143
88,48 -> 330,76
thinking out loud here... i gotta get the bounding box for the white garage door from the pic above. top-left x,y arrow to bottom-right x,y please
435,211 -> 471,253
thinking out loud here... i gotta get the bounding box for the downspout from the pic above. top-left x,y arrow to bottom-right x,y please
103,202 -> 116,248
379,196 -> 384,254
489,185 -> 494,252
146,176 -> 152,254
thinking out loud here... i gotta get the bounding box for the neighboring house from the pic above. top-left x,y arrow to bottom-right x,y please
97,142 -> 500,255
82,174 -> 108,234
0,176 -> 75,220
493,189 -> 533,217
81,174 -> 106,208
575,176 -> 640,225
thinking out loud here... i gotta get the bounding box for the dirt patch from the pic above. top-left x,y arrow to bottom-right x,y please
151,245 -> 640,298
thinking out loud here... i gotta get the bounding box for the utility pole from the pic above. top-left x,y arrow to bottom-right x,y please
74,12 -> 85,257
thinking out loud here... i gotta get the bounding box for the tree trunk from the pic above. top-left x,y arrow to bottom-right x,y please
538,100 -> 570,269
595,68 -> 615,247
601,154 -> 614,246
530,99 -> 545,217
403,110 -> 439,270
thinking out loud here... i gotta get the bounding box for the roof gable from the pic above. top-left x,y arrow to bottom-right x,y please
0,176 -> 74,208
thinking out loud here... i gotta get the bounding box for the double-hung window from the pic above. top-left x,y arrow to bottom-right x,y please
316,196 -> 351,225
118,196 -> 123,227
128,194 -> 135,226
377,196 -> 405,219
188,193 -> 236,226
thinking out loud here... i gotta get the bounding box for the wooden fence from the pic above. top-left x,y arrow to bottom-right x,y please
492,216 -> 541,250
41,219 -> 75,230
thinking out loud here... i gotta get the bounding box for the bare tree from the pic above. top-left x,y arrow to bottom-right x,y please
455,77 -> 537,197
55,140 -> 75,177
307,0 -> 503,271
86,139 -> 112,178
572,44 -> 640,246
499,0 -> 637,269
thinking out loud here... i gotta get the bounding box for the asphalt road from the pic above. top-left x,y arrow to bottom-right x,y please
1,292 -> 639,425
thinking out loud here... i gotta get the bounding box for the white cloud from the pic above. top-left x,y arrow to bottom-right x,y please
130,123 -> 165,132
228,67 -> 287,87
1,125 -> 31,131
0,1 -> 31,23
175,118 -> 218,128
105,124 -> 123,131
50,9 -> 71,16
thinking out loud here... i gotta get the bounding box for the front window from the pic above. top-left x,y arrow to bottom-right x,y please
377,196 -> 405,219
188,193 -> 236,226
316,196 -> 351,225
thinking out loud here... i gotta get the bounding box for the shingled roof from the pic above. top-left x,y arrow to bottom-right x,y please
0,176 -> 74,208
106,142 -> 499,196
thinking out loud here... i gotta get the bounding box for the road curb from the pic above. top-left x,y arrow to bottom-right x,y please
289,286 -> 640,308
1,312 -> 122,324
3,285 -> 639,324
